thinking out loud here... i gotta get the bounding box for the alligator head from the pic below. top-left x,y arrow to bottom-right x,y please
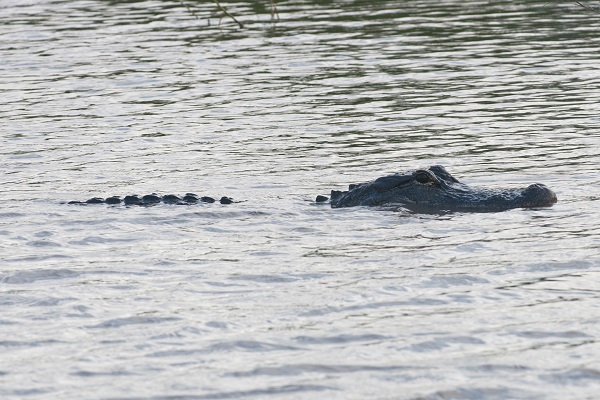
319,165 -> 557,213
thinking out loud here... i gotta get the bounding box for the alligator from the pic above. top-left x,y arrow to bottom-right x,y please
68,193 -> 235,205
68,165 -> 557,213
314,165 -> 557,213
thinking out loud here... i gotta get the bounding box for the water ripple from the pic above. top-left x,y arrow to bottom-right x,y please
1,268 -> 79,284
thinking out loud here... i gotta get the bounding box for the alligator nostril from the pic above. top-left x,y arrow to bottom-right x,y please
523,184 -> 557,205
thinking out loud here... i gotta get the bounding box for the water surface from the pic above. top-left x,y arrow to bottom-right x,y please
1,0 -> 600,399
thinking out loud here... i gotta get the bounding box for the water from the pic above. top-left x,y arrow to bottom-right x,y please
1,0 -> 600,398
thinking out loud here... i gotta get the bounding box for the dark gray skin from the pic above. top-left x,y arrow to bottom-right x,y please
317,165 -> 557,213
68,193 -> 234,206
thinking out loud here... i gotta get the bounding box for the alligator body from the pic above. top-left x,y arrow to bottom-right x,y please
68,193 -> 234,206
316,165 -> 557,213
69,166 -> 557,213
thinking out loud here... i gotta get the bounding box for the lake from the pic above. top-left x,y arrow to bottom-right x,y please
1,0 -> 600,399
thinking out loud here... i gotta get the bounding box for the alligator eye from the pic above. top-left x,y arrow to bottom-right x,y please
414,170 -> 441,186
415,170 -> 432,184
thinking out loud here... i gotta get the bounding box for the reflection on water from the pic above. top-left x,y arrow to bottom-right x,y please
1,0 -> 600,399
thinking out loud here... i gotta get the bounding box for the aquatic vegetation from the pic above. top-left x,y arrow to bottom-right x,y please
177,0 -> 597,29
179,0 -> 279,28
